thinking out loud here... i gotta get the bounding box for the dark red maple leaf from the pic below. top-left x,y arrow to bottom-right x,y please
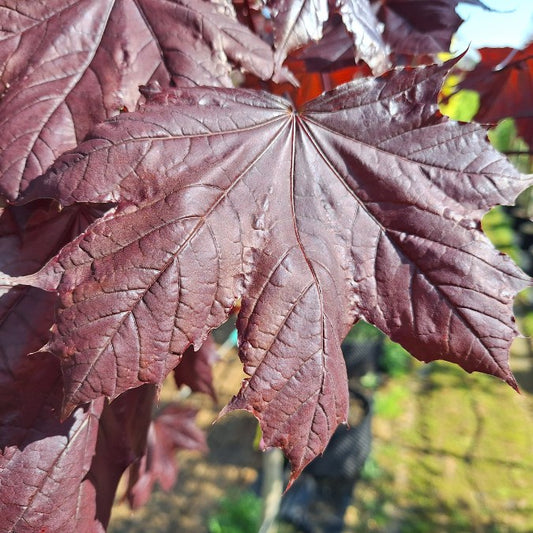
374,0 -> 491,56
0,202 -> 109,532
0,201 -> 107,435
0,201 -> 208,525
0,300 -> 104,533
125,404 -> 207,509
85,385 -> 157,528
458,44 -> 533,146
0,0 -> 277,201
257,14 -> 372,106
267,0 -> 389,76
11,61 -> 532,481
0,387 -> 104,533
291,14 -> 364,73
174,334 -> 219,401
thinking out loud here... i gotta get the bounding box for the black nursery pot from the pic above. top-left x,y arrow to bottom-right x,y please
279,388 -> 373,533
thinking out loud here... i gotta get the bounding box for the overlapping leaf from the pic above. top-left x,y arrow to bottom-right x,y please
292,14 -> 363,73
125,405 -> 207,509
255,15 -> 372,108
0,278 -> 104,532
16,62 -> 532,479
0,0 -> 277,200
458,44 -> 533,146
83,385 -> 157,529
174,334 -> 219,400
0,202 -> 108,532
374,0 -> 491,56
0,386 -> 104,533
268,0 -> 389,75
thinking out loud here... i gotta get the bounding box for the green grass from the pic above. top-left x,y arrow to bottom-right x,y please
347,360 -> 533,533
208,492 -> 262,533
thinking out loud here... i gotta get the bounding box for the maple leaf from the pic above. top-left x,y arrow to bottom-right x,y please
458,44 -> 533,146
125,404 -> 207,509
268,0 -> 389,75
0,201 -> 207,523
291,14 -> 365,73
374,0 -> 491,56
263,14 -> 373,106
0,202 -> 106,433
174,334 -> 219,400
0,386 -> 104,533
0,292 -> 104,533
0,202 -> 108,532
85,385 -> 157,528
261,22 -> 372,109
0,0 -> 277,201
14,61 -> 532,480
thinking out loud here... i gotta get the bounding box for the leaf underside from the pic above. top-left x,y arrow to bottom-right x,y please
18,61 -> 532,479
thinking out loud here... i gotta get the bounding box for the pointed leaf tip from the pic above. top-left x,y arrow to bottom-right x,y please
506,373 -> 520,393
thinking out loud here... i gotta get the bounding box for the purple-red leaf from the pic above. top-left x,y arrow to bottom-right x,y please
336,0 -> 390,73
0,400 -> 105,533
268,0 -> 389,75
0,396 -> 104,533
0,202 -> 109,531
0,0 -> 276,200
18,62 -> 532,479
0,345 -> 104,532
84,385 -> 157,528
174,334 -> 219,400
458,44 -> 533,146
374,0 -> 490,56
125,404 -> 207,509
293,15 -> 356,72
